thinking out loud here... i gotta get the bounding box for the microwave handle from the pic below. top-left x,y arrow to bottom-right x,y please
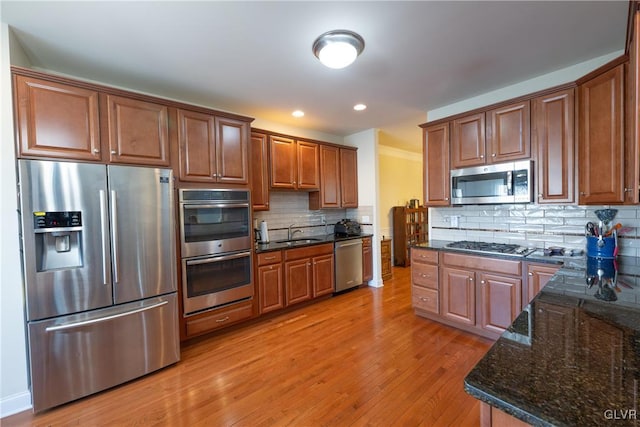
181,203 -> 249,209
506,171 -> 513,195
186,251 -> 251,266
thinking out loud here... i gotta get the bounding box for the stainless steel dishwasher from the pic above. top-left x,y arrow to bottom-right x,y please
334,238 -> 363,292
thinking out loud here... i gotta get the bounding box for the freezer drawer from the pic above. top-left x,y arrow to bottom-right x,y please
28,294 -> 180,412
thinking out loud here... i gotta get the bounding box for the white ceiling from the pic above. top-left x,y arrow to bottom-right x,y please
0,1 -> 629,152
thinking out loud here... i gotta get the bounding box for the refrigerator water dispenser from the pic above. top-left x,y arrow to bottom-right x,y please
33,211 -> 83,271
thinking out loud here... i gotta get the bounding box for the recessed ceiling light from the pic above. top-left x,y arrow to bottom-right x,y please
353,104 -> 367,111
292,110 -> 305,118
312,30 -> 365,69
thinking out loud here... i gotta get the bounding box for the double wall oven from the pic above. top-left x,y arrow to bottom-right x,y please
179,189 -> 253,316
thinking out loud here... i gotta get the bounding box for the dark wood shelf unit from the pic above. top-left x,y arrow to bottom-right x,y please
392,206 -> 428,267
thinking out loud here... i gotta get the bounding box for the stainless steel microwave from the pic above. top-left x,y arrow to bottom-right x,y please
450,160 -> 533,205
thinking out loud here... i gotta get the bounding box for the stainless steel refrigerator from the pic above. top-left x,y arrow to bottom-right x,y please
18,159 -> 180,412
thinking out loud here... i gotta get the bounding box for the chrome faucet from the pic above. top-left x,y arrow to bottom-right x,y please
288,224 -> 303,240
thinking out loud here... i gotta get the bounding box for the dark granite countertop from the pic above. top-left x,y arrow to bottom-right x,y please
255,233 -> 373,253
464,255 -> 640,426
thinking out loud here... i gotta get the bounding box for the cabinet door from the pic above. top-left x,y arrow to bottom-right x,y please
215,117 -> 249,184
478,273 -> 521,335
250,132 -> 270,210
526,263 -> 560,304
533,90 -> 575,204
258,263 -> 284,314
102,94 -> 170,166
578,65 -> 624,204
362,237 -> 373,282
451,112 -> 485,168
315,144 -> 341,208
313,254 -> 335,297
177,109 -> 216,182
284,258 -> 313,305
440,266 -> 475,326
626,12 -> 640,204
270,135 -> 296,188
340,148 -> 359,207
486,100 -> 530,163
14,75 -> 101,161
296,140 -> 319,189
423,123 -> 450,206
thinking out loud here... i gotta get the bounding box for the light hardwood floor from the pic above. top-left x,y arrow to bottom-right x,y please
3,267 -> 492,426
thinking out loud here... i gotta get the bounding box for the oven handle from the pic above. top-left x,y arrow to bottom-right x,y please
186,251 -> 251,266
181,203 -> 249,209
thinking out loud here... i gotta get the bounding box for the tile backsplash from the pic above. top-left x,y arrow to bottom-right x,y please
253,192 -> 374,242
430,204 -> 640,256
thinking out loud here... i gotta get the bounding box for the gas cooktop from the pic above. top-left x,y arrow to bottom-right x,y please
445,240 -> 535,257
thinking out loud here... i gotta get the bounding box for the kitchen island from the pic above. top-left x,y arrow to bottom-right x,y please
465,255 -> 640,426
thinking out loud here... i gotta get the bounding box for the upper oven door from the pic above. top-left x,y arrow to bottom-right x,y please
179,190 -> 251,258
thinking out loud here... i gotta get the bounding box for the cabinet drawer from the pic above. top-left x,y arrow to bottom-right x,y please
442,252 -> 521,276
411,248 -> 438,265
412,286 -> 438,314
257,251 -> 282,266
284,243 -> 333,261
412,263 -> 438,289
185,300 -> 253,337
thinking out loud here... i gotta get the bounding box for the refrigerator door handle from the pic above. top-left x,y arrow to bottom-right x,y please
110,190 -> 119,284
99,190 -> 110,285
45,300 -> 168,332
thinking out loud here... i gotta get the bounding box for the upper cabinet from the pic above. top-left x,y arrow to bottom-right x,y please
625,9 -> 640,204
578,64 -> 625,205
177,109 -> 249,184
423,122 -> 450,206
308,145 -> 358,209
532,88 -> 575,204
451,112 -> 485,168
101,94 -> 170,166
13,75 -> 102,161
450,101 -> 530,169
250,131 -> 270,210
269,136 -> 319,190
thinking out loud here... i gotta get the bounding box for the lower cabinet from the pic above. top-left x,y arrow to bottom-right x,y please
284,244 -> 334,304
183,299 -> 254,339
412,249 -> 524,340
525,262 -> 560,304
381,238 -> 392,281
362,236 -> 373,282
257,251 -> 284,314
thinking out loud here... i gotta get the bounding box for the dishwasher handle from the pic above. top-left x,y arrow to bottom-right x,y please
336,240 -> 363,248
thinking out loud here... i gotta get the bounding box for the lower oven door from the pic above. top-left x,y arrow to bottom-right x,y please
182,251 -> 253,316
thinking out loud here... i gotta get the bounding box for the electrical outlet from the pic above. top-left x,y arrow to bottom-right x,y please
451,215 -> 459,228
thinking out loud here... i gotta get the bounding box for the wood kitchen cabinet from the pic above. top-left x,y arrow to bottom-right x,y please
309,145 -> 359,209
448,101 -> 530,169
437,252 -> 522,339
183,299 -> 254,340
362,236 -> 373,282
411,248 -> 439,315
525,262 -> 560,304
256,251 -> 284,314
283,243 -> 334,305
13,74 -> 102,161
532,88 -> 575,204
578,62 -> 625,204
381,238 -> 392,281
625,9 -> 640,204
270,135 -> 319,190
422,122 -> 450,206
250,131 -> 270,210
101,94 -> 170,166
178,110 -> 249,184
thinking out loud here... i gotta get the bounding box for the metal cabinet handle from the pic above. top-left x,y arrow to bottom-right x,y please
528,272 -> 533,276
265,256 -> 277,260
111,150 -> 117,155
491,153 -> 496,157
480,280 -> 485,284
215,316 -> 230,323
46,301 -> 168,332
580,192 -> 586,196
93,148 -> 100,153
624,188 -> 634,192
445,197 -> 449,201
99,190 -> 109,286
420,297 -> 431,302
110,190 -> 119,284
469,277 -> 474,282
480,155 -> 484,159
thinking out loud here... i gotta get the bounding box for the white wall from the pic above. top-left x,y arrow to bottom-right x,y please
0,23 -> 31,417
344,129 -> 383,287
427,50 -> 624,121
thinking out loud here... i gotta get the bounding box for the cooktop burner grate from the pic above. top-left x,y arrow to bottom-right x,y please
446,240 -> 534,256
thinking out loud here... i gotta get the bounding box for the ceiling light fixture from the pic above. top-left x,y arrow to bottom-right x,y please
292,110 -> 305,118
353,104 -> 367,111
312,30 -> 365,69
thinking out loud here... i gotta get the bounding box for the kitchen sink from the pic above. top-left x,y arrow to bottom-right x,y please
275,238 -> 323,245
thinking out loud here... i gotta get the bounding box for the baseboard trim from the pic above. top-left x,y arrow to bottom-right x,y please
0,390 -> 32,419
